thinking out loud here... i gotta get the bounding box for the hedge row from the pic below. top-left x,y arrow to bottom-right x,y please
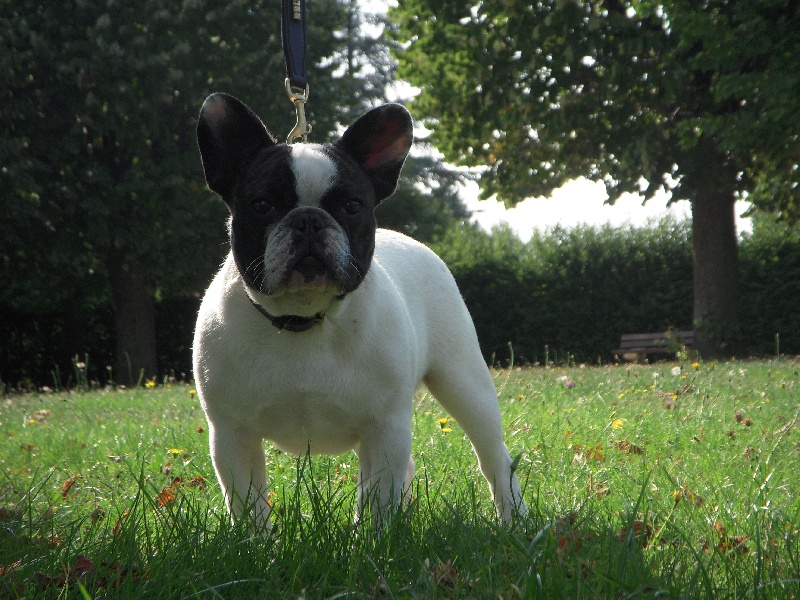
3,217 -> 799,387
432,219 -> 693,365
432,217 -> 800,365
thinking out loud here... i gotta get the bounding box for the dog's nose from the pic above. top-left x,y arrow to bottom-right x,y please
286,208 -> 328,236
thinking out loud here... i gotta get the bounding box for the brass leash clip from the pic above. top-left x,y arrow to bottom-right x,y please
285,79 -> 311,144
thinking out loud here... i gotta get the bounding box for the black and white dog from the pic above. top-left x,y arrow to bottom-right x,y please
193,93 -> 526,528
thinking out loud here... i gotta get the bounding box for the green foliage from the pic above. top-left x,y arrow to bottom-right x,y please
1,362 -> 798,596
432,219 -> 694,364
0,0 -> 471,379
376,151 -> 472,242
430,218 -> 800,366
739,215 -> 800,355
388,0 -> 800,214
0,0 -> 353,310
7,218 -> 800,386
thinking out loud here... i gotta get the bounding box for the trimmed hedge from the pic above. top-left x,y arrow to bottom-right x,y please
3,218 -> 800,387
432,220 -> 694,365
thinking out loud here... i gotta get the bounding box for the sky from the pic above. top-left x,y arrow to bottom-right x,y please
461,178 -> 754,242
360,0 -> 754,241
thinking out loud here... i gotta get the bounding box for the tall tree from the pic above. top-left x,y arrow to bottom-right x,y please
330,1 -> 473,242
377,151 -> 472,242
0,0 -> 388,384
389,0 -> 800,357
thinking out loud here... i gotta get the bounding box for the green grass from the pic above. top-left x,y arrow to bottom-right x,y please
1,359 -> 799,598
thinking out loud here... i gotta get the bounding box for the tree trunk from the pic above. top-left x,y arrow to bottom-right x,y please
110,261 -> 157,386
691,188 -> 740,358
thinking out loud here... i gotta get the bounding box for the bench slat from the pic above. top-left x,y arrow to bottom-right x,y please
613,330 -> 694,361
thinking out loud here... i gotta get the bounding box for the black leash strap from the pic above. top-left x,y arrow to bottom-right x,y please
281,0 -> 307,89
281,0 -> 312,143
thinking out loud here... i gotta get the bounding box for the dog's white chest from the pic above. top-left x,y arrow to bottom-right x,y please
193,252 -> 420,456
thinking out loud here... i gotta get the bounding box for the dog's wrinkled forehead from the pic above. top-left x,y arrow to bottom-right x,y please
290,144 -> 337,207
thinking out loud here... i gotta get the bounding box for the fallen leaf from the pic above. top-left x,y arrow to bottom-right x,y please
614,440 -> 643,455
186,475 -> 207,489
71,555 -> 96,579
679,484 -> 704,507
0,505 -> 22,521
112,509 -> 130,538
719,535 -> 750,555
427,559 -> 457,590
573,444 -> 605,461
743,446 -> 758,460
588,470 -> 610,498
0,560 -> 23,576
89,506 -> 106,524
617,520 -> 653,548
156,477 -> 184,507
61,475 -> 79,499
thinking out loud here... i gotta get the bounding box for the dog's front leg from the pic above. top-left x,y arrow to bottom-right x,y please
354,417 -> 413,528
208,423 -> 271,530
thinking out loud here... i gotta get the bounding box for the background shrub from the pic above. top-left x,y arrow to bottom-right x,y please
3,217 -> 800,387
433,219 -> 694,365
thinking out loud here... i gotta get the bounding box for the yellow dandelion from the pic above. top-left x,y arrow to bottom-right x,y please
673,489 -> 683,504
441,427 -> 453,433
691,361 -> 700,369
437,417 -> 449,426
145,380 -> 156,389
611,418 -> 625,429
167,448 -> 186,455
189,389 -> 197,396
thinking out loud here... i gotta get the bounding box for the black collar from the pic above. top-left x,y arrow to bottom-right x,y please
246,291 -> 325,332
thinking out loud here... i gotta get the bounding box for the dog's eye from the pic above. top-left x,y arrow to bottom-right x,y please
342,199 -> 362,215
251,199 -> 276,215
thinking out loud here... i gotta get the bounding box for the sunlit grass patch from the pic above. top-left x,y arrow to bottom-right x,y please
0,360 -> 798,597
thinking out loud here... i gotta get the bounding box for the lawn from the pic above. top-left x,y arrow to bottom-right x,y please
1,359 -> 798,598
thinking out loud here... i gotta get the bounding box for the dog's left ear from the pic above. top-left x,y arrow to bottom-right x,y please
335,104 -> 413,203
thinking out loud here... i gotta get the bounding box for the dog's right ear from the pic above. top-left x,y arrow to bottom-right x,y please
197,93 -> 276,200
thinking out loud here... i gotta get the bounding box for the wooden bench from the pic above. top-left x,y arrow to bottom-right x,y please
613,330 -> 695,362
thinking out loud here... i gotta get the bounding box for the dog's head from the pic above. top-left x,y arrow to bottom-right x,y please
197,93 -> 413,317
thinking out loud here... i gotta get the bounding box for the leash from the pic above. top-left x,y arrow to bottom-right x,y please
243,0 -> 320,332
281,0 -> 312,143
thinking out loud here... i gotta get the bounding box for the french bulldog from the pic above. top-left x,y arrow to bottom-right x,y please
193,92 -> 527,528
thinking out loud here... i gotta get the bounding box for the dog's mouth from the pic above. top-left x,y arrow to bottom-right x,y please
263,251 -> 342,296
291,254 -> 328,283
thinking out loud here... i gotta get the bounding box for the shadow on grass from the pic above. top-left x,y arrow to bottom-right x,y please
1,451 -> 798,598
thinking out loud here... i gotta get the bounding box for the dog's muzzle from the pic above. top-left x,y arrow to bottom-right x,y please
262,207 -> 351,294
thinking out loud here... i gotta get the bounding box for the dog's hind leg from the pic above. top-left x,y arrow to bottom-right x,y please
425,362 -> 527,523
208,423 -> 271,530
